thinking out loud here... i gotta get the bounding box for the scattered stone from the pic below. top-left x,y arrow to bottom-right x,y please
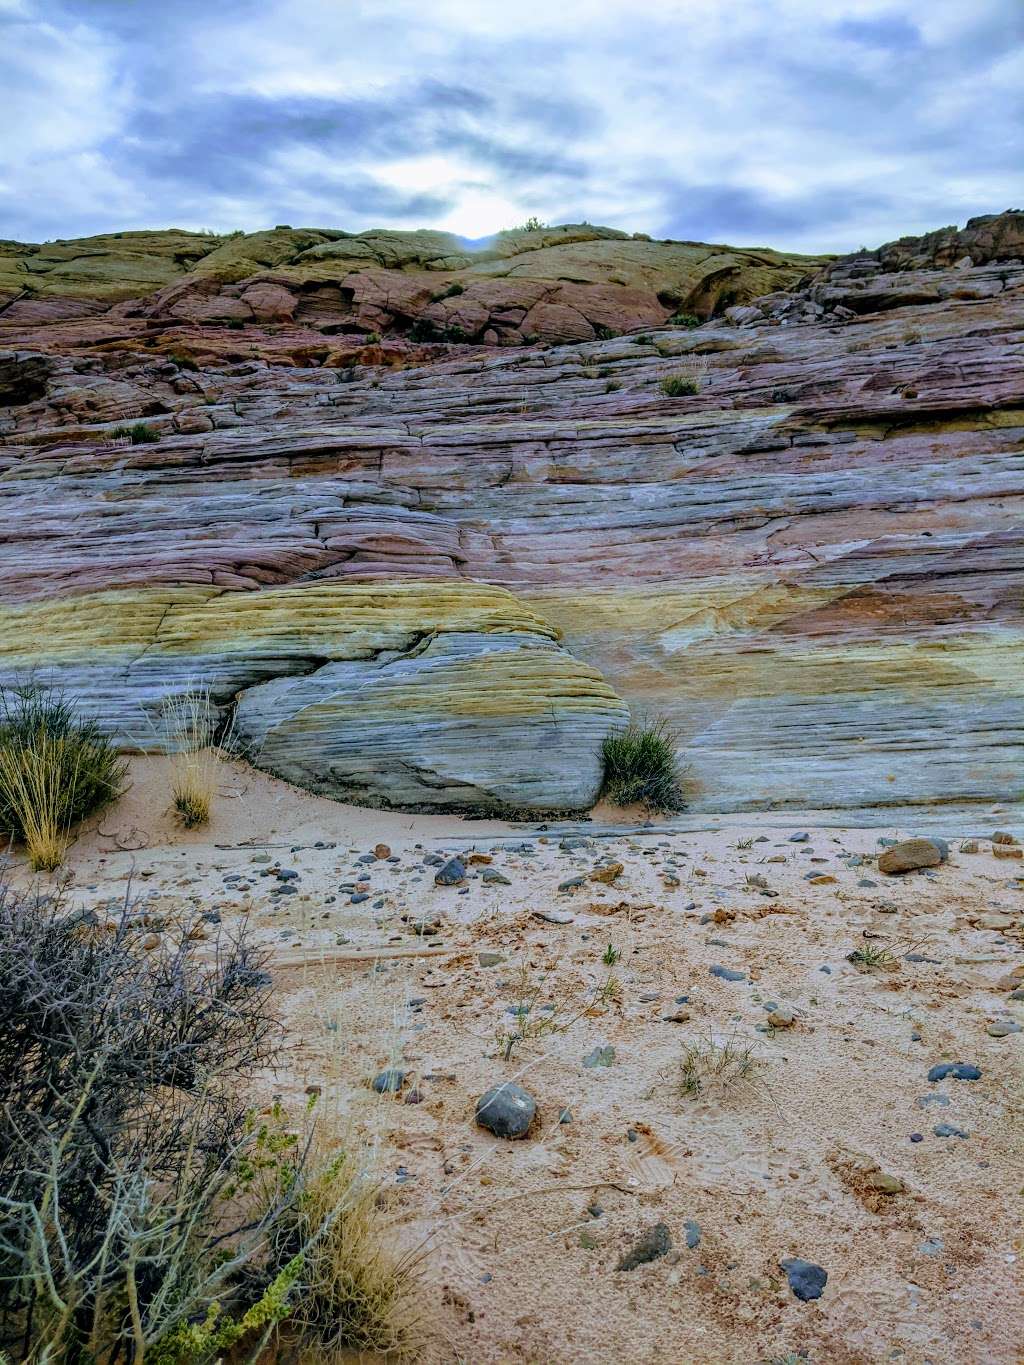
371,1068 -> 406,1095
475,1083 -> 536,1139
710,965 -> 746,982
781,1257 -> 828,1302
992,845 -> 1022,860
992,830 -> 1018,845
684,1219 -> 701,1249
960,840 -> 979,854
933,1123 -> 969,1139
986,1020 -> 1022,1037
865,1171 -> 904,1195
590,862 -> 624,884
478,951 -> 505,967
558,876 -> 586,892
788,832 -> 810,843
558,1107 -> 573,1124
616,1222 -> 672,1271
767,1004 -> 797,1028
434,858 -> 466,886
927,1062 -> 982,1082
662,1008 -> 692,1023
481,868 -> 511,885
373,843 -> 391,859
878,838 -> 945,874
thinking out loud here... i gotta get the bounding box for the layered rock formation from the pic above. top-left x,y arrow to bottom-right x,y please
0,212 -> 1021,814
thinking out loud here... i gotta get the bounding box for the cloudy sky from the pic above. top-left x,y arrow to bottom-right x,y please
2,0 -> 1022,252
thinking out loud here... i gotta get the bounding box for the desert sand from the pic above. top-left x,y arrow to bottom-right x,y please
12,758 -> 1023,1365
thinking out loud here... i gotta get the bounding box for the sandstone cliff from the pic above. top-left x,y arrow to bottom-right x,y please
0,212 -> 1020,815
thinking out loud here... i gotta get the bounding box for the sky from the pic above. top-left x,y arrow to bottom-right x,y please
1,0 -> 1022,253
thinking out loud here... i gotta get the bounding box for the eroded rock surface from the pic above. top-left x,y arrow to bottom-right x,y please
0,212 -> 1021,814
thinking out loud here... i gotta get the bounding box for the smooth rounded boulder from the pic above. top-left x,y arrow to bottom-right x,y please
475,1083 -> 536,1139
878,838 -> 945,874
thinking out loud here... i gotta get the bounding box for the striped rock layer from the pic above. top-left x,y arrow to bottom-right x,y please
0,213 -> 1021,814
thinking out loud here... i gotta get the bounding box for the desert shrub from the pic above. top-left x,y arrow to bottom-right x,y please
600,718 -> 685,812
594,325 -> 617,340
0,685 -> 126,870
163,688 -> 227,830
668,311 -> 701,328
111,422 -> 161,444
265,1143 -> 423,1357
362,330 -> 381,344
0,881 -> 282,1359
0,879 -> 423,1363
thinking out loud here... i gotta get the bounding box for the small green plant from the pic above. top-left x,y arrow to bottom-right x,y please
661,373 -> 698,396
668,311 -> 701,328
602,944 -> 620,966
635,334 -> 651,345
594,325 -> 617,340
605,379 -> 621,393
442,282 -> 465,298
601,718 -> 685,812
518,216 -> 546,232
0,685 -> 126,870
363,330 -> 381,344
847,943 -> 896,970
111,421 -> 161,444
167,351 -> 199,371
494,961 -> 616,1062
680,1033 -> 760,1100
445,323 -> 467,342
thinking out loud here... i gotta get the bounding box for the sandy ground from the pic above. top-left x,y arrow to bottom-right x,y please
13,758 -> 1024,1364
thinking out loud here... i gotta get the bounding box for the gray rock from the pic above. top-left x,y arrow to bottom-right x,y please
927,1062 -> 981,1081
434,858 -> 466,886
616,1222 -> 672,1271
684,1219 -> 701,1249
475,1083 -> 536,1139
781,1257 -> 828,1301
371,1068 -> 406,1094
710,964 -> 746,982
478,950 -> 505,967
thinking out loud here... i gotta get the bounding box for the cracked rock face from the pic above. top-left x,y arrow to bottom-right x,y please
0,212 -> 1021,815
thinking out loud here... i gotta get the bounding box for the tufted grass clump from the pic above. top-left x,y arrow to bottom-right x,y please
660,373 -> 699,396
164,688 -> 228,830
680,1033 -> 760,1100
111,421 -> 161,444
600,718 -> 685,812
0,685 -> 126,870
271,1141 -> 425,1358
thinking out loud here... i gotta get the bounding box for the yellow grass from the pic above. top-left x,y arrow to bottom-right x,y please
0,734 -> 77,870
164,689 -> 226,829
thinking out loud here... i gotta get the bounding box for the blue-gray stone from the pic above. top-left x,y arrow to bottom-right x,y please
710,965 -> 746,982
475,1083 -> 536,1139
933,1123 -> 969,1138
927,1062 -> 981,1082
781,1257 -> 827,1301
434,858 -> 466,886
371,1068 -> 406,1094
684,1219 -> 702,1249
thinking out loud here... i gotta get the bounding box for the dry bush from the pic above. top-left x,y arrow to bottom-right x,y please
0,876 -> 424,1363
659,352 -> 710,396
0,685 -> 126,870
162,688 -> 229,830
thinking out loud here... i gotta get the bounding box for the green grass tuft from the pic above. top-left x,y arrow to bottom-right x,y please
600,718 -> 685,812
111,421 -> 161,444
0,684 -> 126,870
